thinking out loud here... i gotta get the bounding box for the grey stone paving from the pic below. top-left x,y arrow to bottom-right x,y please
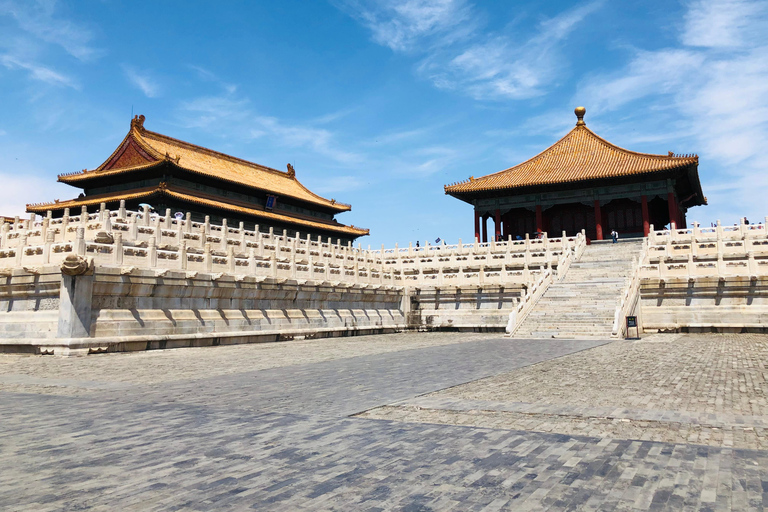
1,334 -> 767,510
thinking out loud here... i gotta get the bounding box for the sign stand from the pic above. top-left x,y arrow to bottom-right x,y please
625,315 -> 640,340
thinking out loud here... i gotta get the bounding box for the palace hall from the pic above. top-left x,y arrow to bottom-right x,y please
27,115 -> 368,243
445,107 -> 706,242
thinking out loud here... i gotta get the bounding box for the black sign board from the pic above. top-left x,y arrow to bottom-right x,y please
626,316 -> 637,328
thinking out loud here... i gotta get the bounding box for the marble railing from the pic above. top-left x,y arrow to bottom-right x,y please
641,218 -> 768,280
645,219 -> 768,262
0,203 -> 586,289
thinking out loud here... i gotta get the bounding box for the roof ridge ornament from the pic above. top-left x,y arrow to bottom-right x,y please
575,106 -> 586,126
287,163 -> 295,178
131,114 -> 146,130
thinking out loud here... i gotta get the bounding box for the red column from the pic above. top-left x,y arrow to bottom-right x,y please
667,192 -> 677,229
474,210 -> 480,242
594,200 -> 603,240
535,205 -> 543,235
481,215 -> 488,243
641,195 -> 650,236
494,209 -> 501,241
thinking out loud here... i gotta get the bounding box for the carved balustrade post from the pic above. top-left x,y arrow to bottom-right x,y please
118,200 -> 126,220
43,228 -> 55,265
204,242 -> 212,272
270,253 -> 277,278
178,240 -> 187,270
99,203 -> 107,222
197,224 -> 205,249
221,218 -> 228,250
185,212 -> 192,233
204,215 -> 211,236
129,214 -> 139,241
658,256 -> 667,278
248,248 -> 256,275
142,205 -> 151,227
15,232 -> 26,266
114,233 -> 124,266
153,215 -> 162,245
75,227 -> 85,257
0,221 -> 7,250
62,209 -> 70,240
227,245 -> 236,274
148,237 -> 158,268
748,251 -> 757,276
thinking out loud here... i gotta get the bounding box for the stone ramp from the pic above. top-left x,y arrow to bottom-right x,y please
513,239 -> 644,338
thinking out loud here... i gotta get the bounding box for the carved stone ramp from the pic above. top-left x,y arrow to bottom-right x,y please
513,239 -> 644,338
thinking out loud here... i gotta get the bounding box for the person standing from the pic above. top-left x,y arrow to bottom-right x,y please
611,229 -> 618,244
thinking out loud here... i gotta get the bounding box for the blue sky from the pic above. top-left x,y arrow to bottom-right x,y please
1,0 -> 766,247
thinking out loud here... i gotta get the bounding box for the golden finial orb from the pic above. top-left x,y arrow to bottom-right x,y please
575,106 -> 586,126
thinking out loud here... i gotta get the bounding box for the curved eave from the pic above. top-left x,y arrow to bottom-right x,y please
27,186 -> 368,237
57,159 -> 353,213
444,124 -> 701,197
445,162 -> 698,195
446,163 -> 705,206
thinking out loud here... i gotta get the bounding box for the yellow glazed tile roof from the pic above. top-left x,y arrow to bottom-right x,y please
58,115 -> 351,212
445,111 -> 698,196
27,183 -> 369,237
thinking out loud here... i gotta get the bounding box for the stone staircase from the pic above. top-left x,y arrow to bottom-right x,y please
513,240 -> 644,339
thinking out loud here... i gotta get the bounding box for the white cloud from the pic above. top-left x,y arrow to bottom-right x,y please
177,92 -> 360,164
0,0 -> 101,61
340,0 -> 603,100
0,53 -> 78,88
681,0 -> 768,48
122,65 -> 160,98
338,0 -> 475,52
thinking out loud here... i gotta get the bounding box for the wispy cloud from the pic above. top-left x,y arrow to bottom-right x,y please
339,0 -> 603,101
123,65 -> 160,98
177,91 -> 360,164
681,0 -> 767,48
0,0 -> 101,61
187,65 -> 237,94
0,53 -> 78,88
337,0 -> 476,52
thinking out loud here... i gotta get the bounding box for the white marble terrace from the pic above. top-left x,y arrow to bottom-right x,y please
0,201 -> 586,289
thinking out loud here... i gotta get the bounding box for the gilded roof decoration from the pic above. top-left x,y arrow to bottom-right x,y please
58,115 -> 351,212
445,107 -> 699,196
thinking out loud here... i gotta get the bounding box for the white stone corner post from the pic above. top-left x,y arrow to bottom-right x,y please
57,255 -> 95,340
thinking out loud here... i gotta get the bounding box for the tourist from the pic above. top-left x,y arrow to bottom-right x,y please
611,229 -> 618,244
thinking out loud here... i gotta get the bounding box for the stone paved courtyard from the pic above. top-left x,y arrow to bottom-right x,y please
1,332 -> 767,510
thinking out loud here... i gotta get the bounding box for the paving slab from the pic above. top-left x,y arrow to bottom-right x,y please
0,332 -> 766,510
